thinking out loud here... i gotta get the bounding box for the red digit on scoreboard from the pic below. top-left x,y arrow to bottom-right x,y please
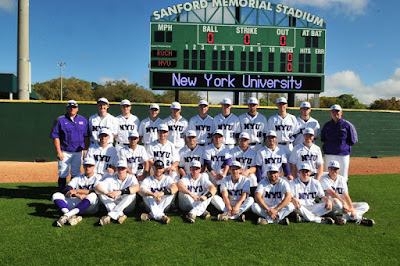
287,53 -> 293,72
244,34 -> 251,45
207,32 -> 214,44
287,53 -> 293,62
280,36 -> 286,46
287,63 -> 293,72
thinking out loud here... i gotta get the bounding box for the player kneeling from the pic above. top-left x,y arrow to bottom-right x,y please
51,157 -> 102,227
290,163 -> 334,224
178,161 -> 217,223
320,160 -> 375,226
212,161 -> 254,222
251,165 -> 294,226
139,160 -> 178,224
94,160 -> 139,226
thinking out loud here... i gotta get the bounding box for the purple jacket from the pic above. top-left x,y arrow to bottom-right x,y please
321,118 -> 358,156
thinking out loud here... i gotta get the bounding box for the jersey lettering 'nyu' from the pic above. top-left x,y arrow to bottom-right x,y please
239,112 -> 268,145
140,175 -> 176,194
118,145 -> 149,176
67,173 -> 102,191
256,146 -> 287,177
203,144 -> 231,174
89,113 -> 118,144
179,173 -> 212,196
187,115 -> 214,145
256,178 -> 291,207
163,116 -> 188,149
138,117 -> 163,145
293,116 -> 320,146
147,140 -> 180,168
289,143 -> 323,174
290,178 -> 325,207
213,113 -> 240,145
179,145 -> 205,174
86,144 -> 118,175
116,114 -> 140,144
267,114 -> 299,143
220,175 -> 250,201
230,146 -> 257,170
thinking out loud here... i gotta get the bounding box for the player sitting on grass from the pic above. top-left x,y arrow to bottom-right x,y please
94,160 -> 139,226
320,160 -> 375,226
51,157 -> 102,227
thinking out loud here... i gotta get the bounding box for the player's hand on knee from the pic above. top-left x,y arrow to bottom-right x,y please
57,152 -> 64,161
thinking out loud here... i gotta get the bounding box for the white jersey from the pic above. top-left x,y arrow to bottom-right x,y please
320,173 -> 349,199
147,140 -> 180,168
293,116 -> 321,146
163,116 -> 188,149
118,145 -> 149,176
140,174 -> 176,194
213,113 -> 241,145
179,173 -> 212,196
115,114 -> 140,145
86,143 -> 118,175
203,143 -> 231,174
256,146 -> 287,177
220,175 -> 250,201
230,146 -> 257,171
290,178 -> 325,207
97,173 -> 138,192
138,117 -> 163,145
179,145 -> 205,174
188,114 -> 213,145
267,113 -> 299,144
239,112 -> 268,146
67,173 -> 102,191
256,178 -> 291,208
289,143 -> 323,174
89,113 -> 118,144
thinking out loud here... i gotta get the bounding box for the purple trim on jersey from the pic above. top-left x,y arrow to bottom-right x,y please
225,158 -> 232,166
54,199 -> 70,211
204,159 -> 212,165
76,198 -> 91,212
256,166 -> 262,182
321,118 -> 357,155
64,185 -> 73,193
282,163 -> 290,176
50,114 -> 89,152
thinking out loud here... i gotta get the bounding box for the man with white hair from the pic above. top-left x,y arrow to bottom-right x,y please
213,98 -> 240,148
115,99 -> 140,152
187,100 -> 213,146
164,101 -> 188,150
293,101 -> 320,147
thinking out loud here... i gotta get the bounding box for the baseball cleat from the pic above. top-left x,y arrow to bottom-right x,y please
359,218 -> 375,227
185,213 -> 196,224
278,217 -> 290,226
334,216 -> 347,225
99,215 -> 111,226
294,213 -> 304,223
140,213 -> 150,222
257,217 -> 268,225
68,216 -> 82,226
321,217 -> 335,225
217,214 -> 228,221
200,210 -> 211,220
161,215 -> 171,224
118,215 -> 127,225
56,215 -> 69,227
237,214 -> 245,222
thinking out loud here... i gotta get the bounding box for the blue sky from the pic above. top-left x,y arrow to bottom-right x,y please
0,0 -> 399,104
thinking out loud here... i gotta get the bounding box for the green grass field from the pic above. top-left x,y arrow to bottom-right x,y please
0,174 -> 399,265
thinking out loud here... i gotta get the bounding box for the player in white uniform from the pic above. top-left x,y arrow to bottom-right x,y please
85,128 -> 118,176
178,161 -> 217,223
320,160 -> 375,226
147,124 -> 180,181
211,161 -> 254,221
290,163 -> 334,224
138,103 -> 163,148
139,160 -> 178,224
163,102 -> 188,150
203,130 -> 232,187
94,160 -> 139,226
212,98 -> 240,148
267,97 -> 300,157
118,130 -> 149,182
251,165 -> 294,225
230,132 -> 258,196
178,130 -> 204,177
289,128 -> 324,180
52,157 -> 101,227
239,97 -> 268,151
187,100 -> 213,146
89,97 -> 118,145
115,99 -> 140,152
293,101 -> 321,147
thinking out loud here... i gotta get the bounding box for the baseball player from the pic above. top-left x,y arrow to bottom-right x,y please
321,104 -> 358,181
267,97 -> 300,157
290,163 -> 335,224
138,103 -> 163,148
212,98 -> 240,148
178,161 -> 217,223
94,160 -> 139,226
115,99 -> 140,152
239,97 -> 268,151
320,160 -> 375,226
85,128 -> 118,176
88,97 -> 118,145
251,165 -> 294,226
163,102 -> 188,150
51,157 -> 101,227
211,161 -> 254,222
118,130 -> 149,182
146,124 -> 180,181
187,100 -> 213,146
203,130 -> 232,187
230,132 -> 258,196
256,130 -> 292,182
50,100 -> 89,191
139,160 -> 178,224
293,101 -> 321,147
289,128 -> 324,180
178,130 -> 205,177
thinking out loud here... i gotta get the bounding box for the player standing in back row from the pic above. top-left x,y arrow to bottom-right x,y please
139,103 -> 163,149
293,101 -> 320,147
115,99 -> 140,152
187,100 -> 213,146
89,98 -> 118,145
163,102 -> 188,150
213,98 -> 240,149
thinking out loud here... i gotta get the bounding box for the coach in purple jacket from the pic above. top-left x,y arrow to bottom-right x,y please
321,104 -> 358,182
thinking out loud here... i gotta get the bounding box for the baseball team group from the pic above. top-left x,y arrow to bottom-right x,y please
49,96 -> 374,227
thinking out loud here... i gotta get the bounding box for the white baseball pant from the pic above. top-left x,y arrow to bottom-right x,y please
294,202 -> 332,223
52,192 -> 99,215
178,193 -> 213,216
58,151 -> 83,178
324,154 -> 350,181
211,195 -> 254,219
142,194 -> 176,221
99,194 -> 137,220
251,202 -> 295,223
331,199 -> 370,223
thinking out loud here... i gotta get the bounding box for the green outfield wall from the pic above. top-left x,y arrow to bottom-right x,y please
0,100 -> 399,161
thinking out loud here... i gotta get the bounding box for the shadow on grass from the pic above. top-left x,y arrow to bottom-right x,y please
0,185 -> 57,200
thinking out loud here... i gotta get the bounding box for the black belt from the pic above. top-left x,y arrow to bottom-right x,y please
198,143 -> 205,146
117,142 -> 129,146
278,142 -> 290,145
249,142 -> 259,146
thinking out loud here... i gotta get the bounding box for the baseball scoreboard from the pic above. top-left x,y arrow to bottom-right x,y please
150,22 -> 325,93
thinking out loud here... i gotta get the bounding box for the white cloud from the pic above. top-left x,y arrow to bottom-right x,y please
280,0 -> 370,16
0,0 -> 15,13
98,76 -> 130,85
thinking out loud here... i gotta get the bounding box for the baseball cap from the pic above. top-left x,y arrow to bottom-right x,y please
303,128 -> 315,135
117,160 -> 128,168
83,157 -> 95,166
170,101 -> 181,109
331,104 -> 342,111
158,124 -> 169,132
198,100 -> 209,106
189,160 -> 201,168
213,129 -> 224,136
276,97 -> 287,104
221,98 -> 232,105
186,130 -> 197,137
267,130 -> 277,137
239,132 -> 250,139
299,163 -> 311,171
97,97 -> 109,104
153,160 -> 164,168
150,103 -> 160,110
99,128 -> 112,137
328,160 -> 340,169
120,99 -> 131,106
66,100 -> 78,107
300,101 -> 311,108
248,97 -> 259,105
128,130 -> 139,138
230,161 -> 242,169
267,165 -> 280,173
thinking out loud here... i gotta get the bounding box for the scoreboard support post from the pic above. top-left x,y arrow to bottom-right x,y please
288,93 -> 295,107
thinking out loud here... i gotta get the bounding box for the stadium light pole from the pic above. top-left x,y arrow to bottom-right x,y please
57,62 -> 66,101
